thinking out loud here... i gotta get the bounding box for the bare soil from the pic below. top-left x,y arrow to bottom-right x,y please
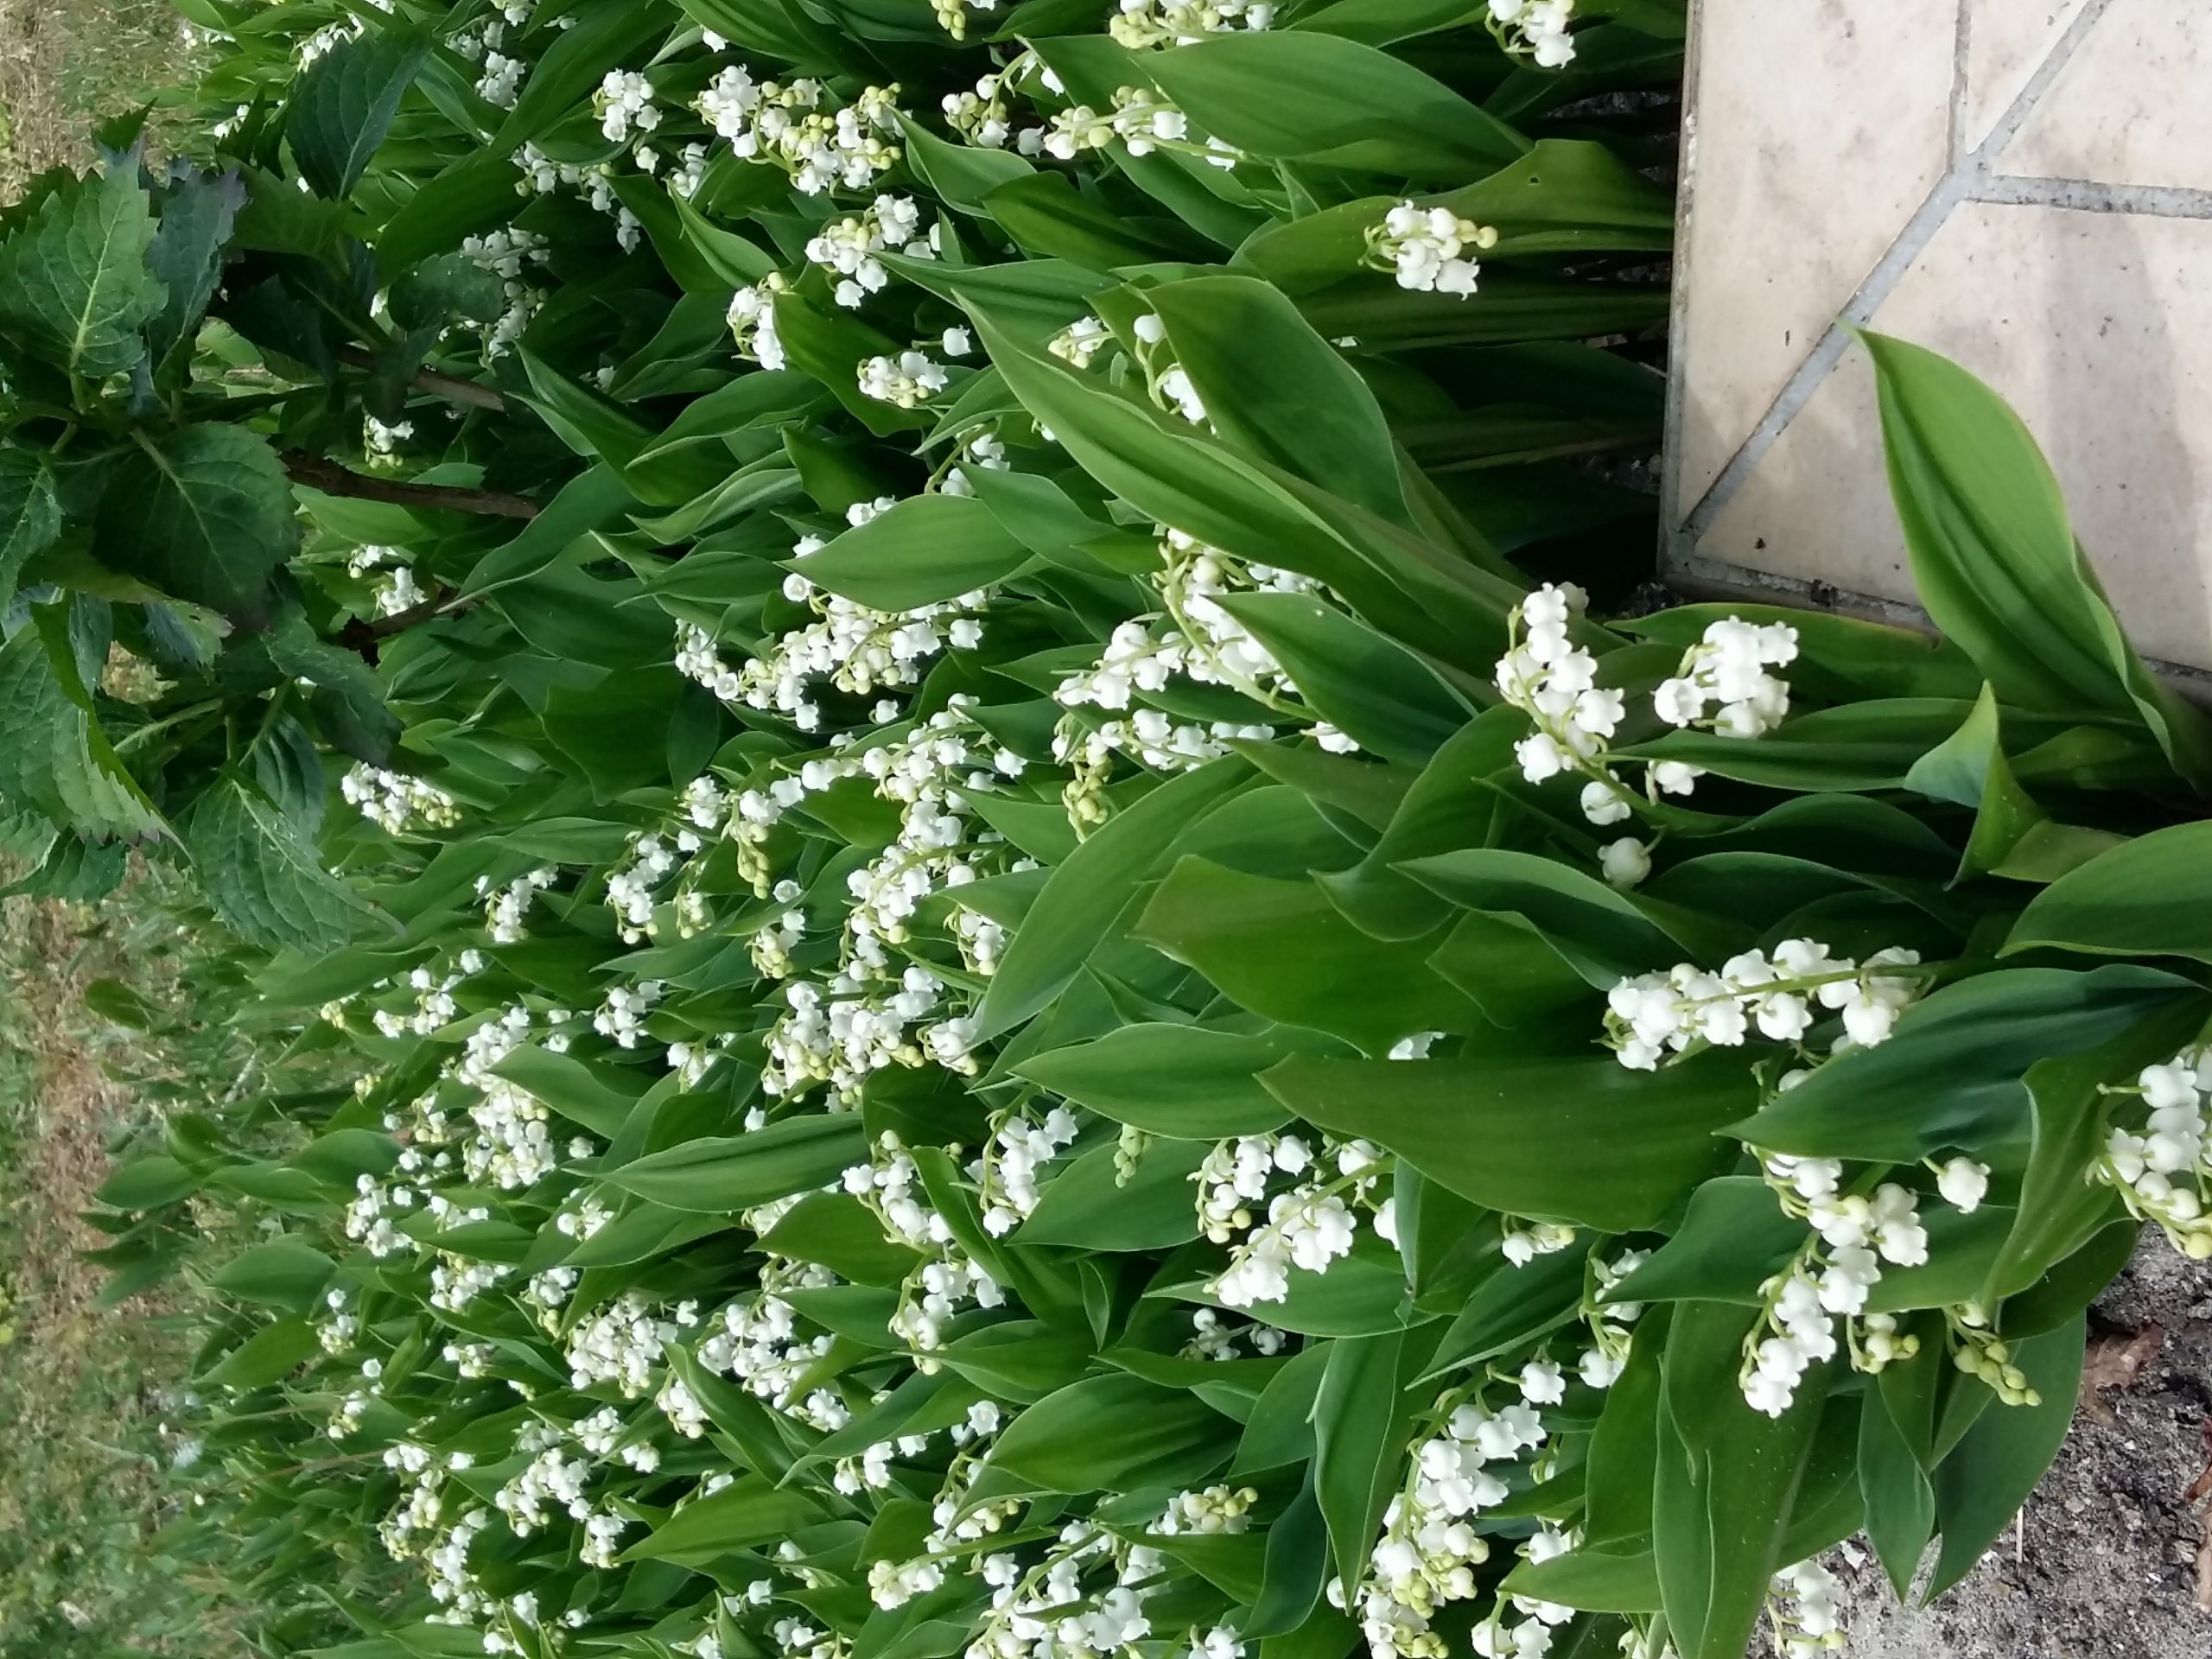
1836,1239 -> 2212,1658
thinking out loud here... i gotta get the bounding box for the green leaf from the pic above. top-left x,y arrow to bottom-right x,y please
1216,593 -> 1474,763
1015,1136 -> 1211,1249
1904,684 -> 2116,882
1135,857 -> 1481,1054
975,756 -> 1250,1039
1859,329 -> 2212,788
1858,1374 -> 1936,1599
0,603 -> 162,840
0,451 -> 62,610
186,776 -> 369,953
984,172 -> 1189,270
1147,274 -> 1409,524
1015,1024 -> 1353,1137
211,1237 -> 336,1313
1267,1049 -> 1751,1230
98,425 -> 301,620
1500,1548 -> 1662,1614
790,494 -> 1033,610
200,1317 -> 321,1390
96,1152 -> 202,1211
1313,1325 -> 1438,1588
1978,1001 -> 2205,1304
145,166 -> 245,361
620,1478 -> 824,1567
985,1374 -> 1230,1493
597,1116 -> 869,1213
1732,966 -> 2209,1162
1926,1317 -> 2087,1597
2005,821 -> 2212,963
1656,1302 -> 1830,1659
896,112 -> 1036,214
491,1046 -> 644,1139
1144,32 -> 1526,178
0,164 -> 163,378
284,26 -> 434,198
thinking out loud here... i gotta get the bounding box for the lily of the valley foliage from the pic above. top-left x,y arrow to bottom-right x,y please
16,3 -> 2212,1659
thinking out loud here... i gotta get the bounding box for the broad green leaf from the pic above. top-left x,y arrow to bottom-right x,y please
897,111 -> 1036,214
0,604 -> 163,840
984,172 -> 1191,270
1144,32 -> 1527,178
1500,1548 -> 1662,1614
2005,821 -> 2212,963
1656,1302 -> 1830,1659
620,1478 -> 824,1567
200,1318 -> 322,1390
0,164 -> 162,378
1733,965 -> 2209,1162
187,776 -> 369,953
1015,1136 -> 1211,1250
1860,330 -> 2212,788
974,756 -> 1250,1039
985,1373 -> 1230,1493
1150,276 -> 1407,526
1215,593 -> 1475,763
98,424 -> 300,620
1926,1317 -> 2087,1597
1858,1374 -> 1936,1599
0,451 -> 62,609
285,26 -> 434,198
597,1116 -> 868,1212
1313,1325 -> 1439,1587
1136,857 -> 1482,1053
1015,1024 -> 1352,1137
145,166 -> 245,361
491,1046 -> 645,1139
1267,1049 -> 1752,1230
211,1237 -> 336,1314
790,494 -> 1033,609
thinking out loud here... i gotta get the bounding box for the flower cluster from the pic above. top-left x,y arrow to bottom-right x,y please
859,350 -> 950,408
1486,0 -> 1576,67
1109,0 -> 1274,50
804,194 -> 936,307
1334,1396 -> 1549,1659
1603,939 -> 1927,1070
1365,203 -> 1498,297
341,765 -> 461,834
695,70 -> 904,194
2095,1044 -> 2212,1257
1196,1133 -> 1390,1307
1655,615 -> 1801,738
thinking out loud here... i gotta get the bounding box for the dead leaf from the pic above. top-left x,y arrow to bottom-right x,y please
2196,1532 -> 2212,1614
2081,1324 -> 2164,1427
2186,1417 -> 2212,1509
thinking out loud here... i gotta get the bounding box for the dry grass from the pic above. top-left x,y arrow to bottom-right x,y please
0,0 -> 204,192
0,896 -> 207,1654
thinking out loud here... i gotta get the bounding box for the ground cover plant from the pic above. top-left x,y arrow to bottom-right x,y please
12,3 -> 2212,1658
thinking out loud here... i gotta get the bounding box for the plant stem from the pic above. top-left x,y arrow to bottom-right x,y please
281,452 -> 540,519
338,348 -> 507,412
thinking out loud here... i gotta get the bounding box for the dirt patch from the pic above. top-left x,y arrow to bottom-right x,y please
1836,1237 -> 2212,1659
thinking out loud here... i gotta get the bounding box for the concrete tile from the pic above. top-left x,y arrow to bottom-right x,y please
1669,0 -> 1957,522
1965,0 -> 2090,153
2001,0 -> 2212,188
1694,200 -> 2212,672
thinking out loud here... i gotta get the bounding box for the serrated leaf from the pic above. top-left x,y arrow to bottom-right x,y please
186,775 -> 370,953
145,165 -> 245,360
95,424 -> 302,620
284,26 -> 435,198
0,163 -> 163,378
0,602 -> 162,840
0,451 -> 63,609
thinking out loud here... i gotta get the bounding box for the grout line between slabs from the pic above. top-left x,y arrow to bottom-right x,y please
1671,0 -> 2118,550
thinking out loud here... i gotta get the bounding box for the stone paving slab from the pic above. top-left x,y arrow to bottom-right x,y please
1663,0 -> 2212,679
